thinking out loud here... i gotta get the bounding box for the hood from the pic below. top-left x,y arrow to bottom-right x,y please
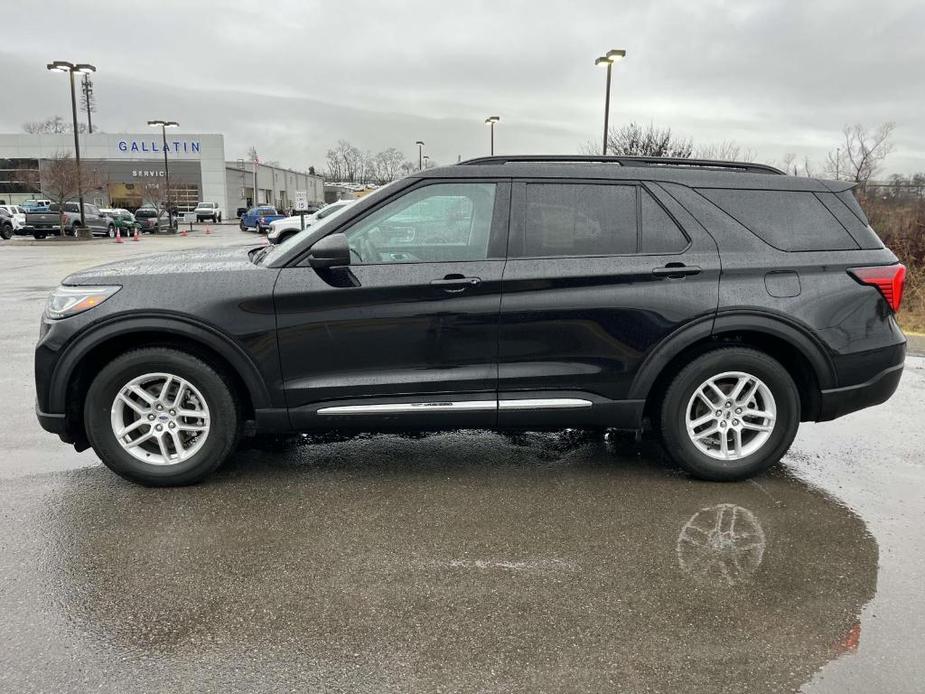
63,244 -> 264,285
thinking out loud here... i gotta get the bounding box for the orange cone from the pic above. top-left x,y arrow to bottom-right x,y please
180,227 -> 188,237
132,228 -> 140,241
205,225 -> 212,235
115,228 -> 124,244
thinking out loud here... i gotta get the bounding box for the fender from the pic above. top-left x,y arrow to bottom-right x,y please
628,315 -> 715,400
711,310 -> 836,389
48,313 -> 274,413
628,310 -> 836,401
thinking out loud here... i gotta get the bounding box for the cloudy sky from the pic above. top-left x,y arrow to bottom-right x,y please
3,0 -> 924,175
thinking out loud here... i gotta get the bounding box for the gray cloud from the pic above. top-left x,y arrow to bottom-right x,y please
3,0 -> 924,174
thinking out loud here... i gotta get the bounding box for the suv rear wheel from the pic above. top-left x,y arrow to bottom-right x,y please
659,347 -> 800,481
84,348 -> 240,486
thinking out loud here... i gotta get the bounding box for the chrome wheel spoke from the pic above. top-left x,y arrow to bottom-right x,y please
128,385 -> 156,405
117,419 -> 147,438
690,412 -> 715,429
118,393 -> 149,416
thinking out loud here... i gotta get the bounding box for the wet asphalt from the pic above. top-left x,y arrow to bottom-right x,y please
1,230 -> 923,693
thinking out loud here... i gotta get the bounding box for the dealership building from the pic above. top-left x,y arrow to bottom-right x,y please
0,132 -> 323,214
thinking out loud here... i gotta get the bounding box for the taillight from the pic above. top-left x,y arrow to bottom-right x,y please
849,264 -> 906,312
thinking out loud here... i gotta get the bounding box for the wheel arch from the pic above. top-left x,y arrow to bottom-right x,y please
52,316 -> 272,444
633,311 -> 835,424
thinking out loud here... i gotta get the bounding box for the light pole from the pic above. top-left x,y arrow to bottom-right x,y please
416,141 -> 425,171
423,154 -> 430,169
147,119 -> 179,228
594,49 -> 626,155
47,60 -> 96,227
484,116 -> 500,155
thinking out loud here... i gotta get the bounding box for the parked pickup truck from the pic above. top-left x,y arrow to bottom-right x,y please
21,202 -> 114,239
239,205 -> 284,233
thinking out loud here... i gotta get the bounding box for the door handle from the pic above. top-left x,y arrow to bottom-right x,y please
430,276 -> 482,293
652,264 -> 701,279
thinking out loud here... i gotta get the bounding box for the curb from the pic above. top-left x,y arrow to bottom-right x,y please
906,332 -> 925,356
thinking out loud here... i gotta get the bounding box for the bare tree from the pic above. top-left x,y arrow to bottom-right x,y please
22,116 -> 88,135
695,141 -> 756,162
826,122 -> 895,184
585,122 -> 693,158
19,153 -> 102,234
373,148 -> 409,184
140,177 -> 171,223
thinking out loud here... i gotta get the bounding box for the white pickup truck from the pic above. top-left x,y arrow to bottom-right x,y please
193,202 -> 223,223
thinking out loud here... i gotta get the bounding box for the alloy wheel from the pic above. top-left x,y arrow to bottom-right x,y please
685,371 -> 776,461
109,372 -> 211,465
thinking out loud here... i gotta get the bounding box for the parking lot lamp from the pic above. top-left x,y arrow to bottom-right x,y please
416,141 -> 425,171
484,116 -> 500,155
147,120 -> 179,227
594,49 -> 626,155
47,60 -> 96,227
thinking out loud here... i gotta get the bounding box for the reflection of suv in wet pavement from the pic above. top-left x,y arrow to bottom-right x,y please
34,155 -> 906,486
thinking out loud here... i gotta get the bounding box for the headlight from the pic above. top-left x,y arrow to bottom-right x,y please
45,285 -> 120,320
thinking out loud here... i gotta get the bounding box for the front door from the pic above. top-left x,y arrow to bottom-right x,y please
498,180 -> 720,429
274,180 -> 510,431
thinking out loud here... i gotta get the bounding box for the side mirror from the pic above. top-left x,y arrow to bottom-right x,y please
309,233 -> 351,269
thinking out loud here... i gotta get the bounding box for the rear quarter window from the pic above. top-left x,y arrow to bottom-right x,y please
697,189 -> 859,251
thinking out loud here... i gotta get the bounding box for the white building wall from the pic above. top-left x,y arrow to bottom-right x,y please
0,132 -> 227,209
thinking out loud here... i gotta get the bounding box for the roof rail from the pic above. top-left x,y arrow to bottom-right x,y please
457,154 -> 785,175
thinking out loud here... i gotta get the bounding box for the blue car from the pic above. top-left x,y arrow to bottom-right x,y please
239,205 -> 284,233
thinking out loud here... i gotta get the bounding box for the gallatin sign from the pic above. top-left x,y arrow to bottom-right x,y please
117,140 -> 201,154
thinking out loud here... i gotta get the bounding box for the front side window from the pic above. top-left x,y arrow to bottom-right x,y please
344,183 -> 497,264
517,183 -> 636,258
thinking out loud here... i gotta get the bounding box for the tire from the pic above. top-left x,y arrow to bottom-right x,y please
659,347 -> 800,481
217,214 -> 222,223
0,223 -> 11,240
239,220 -> 246,231
33,231 -> 47,240
107,226 -> 116,238
84,347 -> 240,486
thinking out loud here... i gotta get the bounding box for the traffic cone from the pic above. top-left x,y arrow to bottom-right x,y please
115,228 -> 123,244
132,228 -> 140,242
180,227 -> 188,237
205,225 -> 212,235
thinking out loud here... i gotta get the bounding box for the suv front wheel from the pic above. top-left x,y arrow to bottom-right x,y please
84,348 -> 240,486
659,347 -> 800,481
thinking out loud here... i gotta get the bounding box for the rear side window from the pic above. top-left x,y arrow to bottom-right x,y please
640,189 -> 688,253
698,189 -> 858,251
816,192 -> 882,249
518,183 -> 636,257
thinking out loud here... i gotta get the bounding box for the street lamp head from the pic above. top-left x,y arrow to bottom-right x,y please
595,56 -> 612,67
47,60 -> 74,72
606,49 -> 627,62
147,120 -> 164,127
74,63 -> 96,74
485,116 -> 500,124
415,141 -> 425,146
164,121 -> 180,128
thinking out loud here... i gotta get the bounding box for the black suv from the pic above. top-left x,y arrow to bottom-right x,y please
35,156 -> 906,486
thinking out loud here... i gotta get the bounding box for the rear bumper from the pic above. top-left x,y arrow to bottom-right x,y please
818,358 -> 904,421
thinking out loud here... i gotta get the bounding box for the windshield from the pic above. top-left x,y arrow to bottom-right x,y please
135,209 -> 158,218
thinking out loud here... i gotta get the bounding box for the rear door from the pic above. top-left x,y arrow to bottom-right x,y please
498,180 -> 720,428
275,179 -> 511,431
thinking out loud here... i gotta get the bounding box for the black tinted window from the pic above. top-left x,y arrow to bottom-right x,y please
519,183 -> 636,257
816,192 -> 882,250
699,189 -> 858,251
640,190 -> 688,253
